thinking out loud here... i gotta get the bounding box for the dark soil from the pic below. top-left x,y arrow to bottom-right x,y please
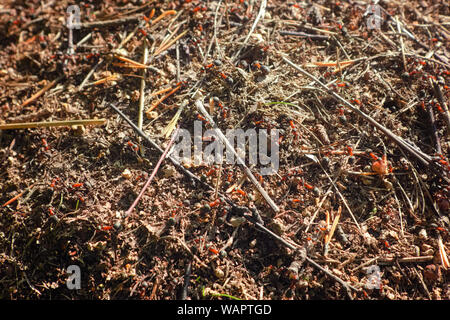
0,0 -> 449,300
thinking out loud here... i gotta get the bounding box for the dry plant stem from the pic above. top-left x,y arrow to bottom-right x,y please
427,103 -> 442,154
81,15 -> 143,28
0,119 -> 106,130
153,30 -> 188,57
413,267 -> 432,300
79,59 -> 103,90
320,165 -> 362,233
3,190 -> 25,207
148,85 -> 181,112
176,41 -> 181,83
149,278 -> 159,300
203,0 -> 223,63
282,56 -> 432,166
138,42 -> 149,130
383,7 -> 447,65
393,192 -> 405,238
109,103 -> 207,188
232,0 -> 267,62
396,16 -> 407,71
124,127 -> 180,218
303,189 -> 332,234
151,10 -> 177,26
20,76 -> 63,107
180,262 -> 192,300
431,79 -> 450,134
378,255 -> 434,265
304,256 -> 356,299
195,99 -> 279,213
438,235 -> 450,269
279,30 -> 329,40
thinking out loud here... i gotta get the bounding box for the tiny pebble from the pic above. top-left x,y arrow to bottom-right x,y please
214,267 -> 225,278
122,168 -> 132,179
418,228 -> 427,240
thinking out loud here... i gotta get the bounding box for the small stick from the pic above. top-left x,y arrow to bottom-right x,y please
147,85 -> 182,113
304,256 -> 357,299
427,102 -> 442,154
162,100 -> 188,139
396,16 -> 407,71
151,86 -> 173,97
124,127 -> 180,218
175,41 -> 181,83
279,30 -> 329,40
0,119 -> 106,130
378,255 -> 434,265
413,267 -> 432,299
20,76 -> 63,107
153,30 -> 188,57
321,165 -> 362,232
282,56 -> 432,166
180,262 -> 192,300
2,184 -> 34,207
232,0 -> 267,61
195,99 -> 279,213
393,192 -> 405,238
305,60 -> 356,67
203,0 -> 223,63
431,79 -> 450,134
303,189 -> 332,234
79,59 -> 103,90
151,10 -> 177,26
8,109 -> 51,123
149,278 -> 159,300
114,55 -> 151,68
81,15 -> 143,28
438,235 -> 449,270
138,42 -> 149,130
3,191 -> 26,207
324,206 -> 341,255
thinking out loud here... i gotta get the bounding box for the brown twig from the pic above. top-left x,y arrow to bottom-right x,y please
378,255 -> 434,265
123,127 -> 180,218
427,102 -> 442,154
2,184 -> 34,207
81,15 -> 143,28
430,79 -> 450,134
138,41 -> 149,130
153,30 -> 188,57
0,119 -> 106,130
20,76 -> 63,108
195,99 -> 280,213
279,30 -> 330,40
180,262 -> 192,300
147,84 -> 182,113
282,55 -> 432,167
